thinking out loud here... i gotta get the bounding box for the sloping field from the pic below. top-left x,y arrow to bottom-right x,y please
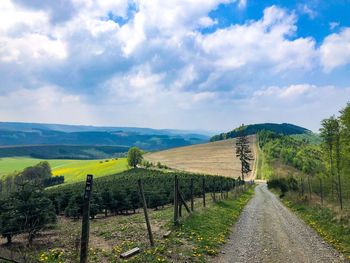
145,136 -> 257,179
0,157 -> 128,184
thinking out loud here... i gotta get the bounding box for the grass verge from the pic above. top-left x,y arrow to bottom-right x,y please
177,187 -> 255,262
281,195 -> 350,261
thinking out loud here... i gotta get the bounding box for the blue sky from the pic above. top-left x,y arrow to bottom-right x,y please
0,0 -> 350,132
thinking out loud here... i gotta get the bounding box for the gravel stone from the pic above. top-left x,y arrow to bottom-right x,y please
216,184 -> 347,263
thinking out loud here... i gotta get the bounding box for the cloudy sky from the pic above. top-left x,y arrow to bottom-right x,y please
0,0 -> 350,132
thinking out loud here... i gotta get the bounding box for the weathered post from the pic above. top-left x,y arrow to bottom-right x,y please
138,179 -> 154,246
202,178 -> 206,207
213,179 -> 216,202
80,174 -> 93,263
190,178 -> 194,211
220,182 -> 223,200
178,191 -> 192,215
174,175 -> 179,225
178,177 -> 182,217
319,178 -> 323,205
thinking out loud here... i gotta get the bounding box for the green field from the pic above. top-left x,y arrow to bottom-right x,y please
0,157 -> 128,184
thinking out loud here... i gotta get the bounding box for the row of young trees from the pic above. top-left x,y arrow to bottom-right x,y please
0,167 -> 238,246
47,168 -> 238,220
264,102 -> 350,209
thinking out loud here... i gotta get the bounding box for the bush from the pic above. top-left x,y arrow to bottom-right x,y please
267,177 -> 298,198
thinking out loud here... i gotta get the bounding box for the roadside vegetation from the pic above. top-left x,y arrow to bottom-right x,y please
263,102 -> 350,259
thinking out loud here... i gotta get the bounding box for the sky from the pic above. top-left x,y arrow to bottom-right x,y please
0,0 -> 350,132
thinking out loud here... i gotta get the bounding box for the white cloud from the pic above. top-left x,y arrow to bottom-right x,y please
329,22 -> 340,31
0,1 -> 349,130
254,84 -> 313,99
236,84 -> 350,131
197,6 -> 316,72
0,86 -> 94,124
320,28 -> 350,72
238,0 -> 247,9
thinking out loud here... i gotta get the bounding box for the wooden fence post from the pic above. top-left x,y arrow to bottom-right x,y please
178,191 -> 192,215
80,174 -> 93,263
190,178 -> 194,211
138,179 -> 154,247
174,175 -> 179,225
220,182 -> 223,200
213,179 -> 216,202
202,178 -> 206,207
319,178 -> 323,206
178,177 -> 182,217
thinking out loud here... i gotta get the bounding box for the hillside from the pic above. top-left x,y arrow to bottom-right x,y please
144,136 -> 257,179
0,122 -> 210,156
0,157 -> 128,183
0,145 -> 128,159
210,123 -> 310,142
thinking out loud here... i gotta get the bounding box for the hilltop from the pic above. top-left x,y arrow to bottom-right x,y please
210,123 -> 310,142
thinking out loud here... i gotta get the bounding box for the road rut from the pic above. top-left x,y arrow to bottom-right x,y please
216,184 -> 346,263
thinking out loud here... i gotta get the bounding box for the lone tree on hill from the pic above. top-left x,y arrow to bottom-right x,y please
235,125 -> 254,181
127,147 -> 143,168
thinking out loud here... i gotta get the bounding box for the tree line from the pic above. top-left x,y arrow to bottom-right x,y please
264,102 -> 350,209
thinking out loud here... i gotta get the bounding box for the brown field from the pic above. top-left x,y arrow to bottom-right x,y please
145,136 -> 257,179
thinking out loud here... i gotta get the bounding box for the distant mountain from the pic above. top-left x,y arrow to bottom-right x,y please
210,123 -> 310,142
0,122 -> 209,156
0,145 -> 128,159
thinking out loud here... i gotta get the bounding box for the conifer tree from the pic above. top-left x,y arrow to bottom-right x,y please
235,125 -> 254,181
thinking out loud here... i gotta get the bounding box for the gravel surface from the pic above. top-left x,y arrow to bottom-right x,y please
216,184 -> 347,263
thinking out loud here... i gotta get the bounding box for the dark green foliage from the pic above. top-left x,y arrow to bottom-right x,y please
43,175 -> 64,187
235,126 -> 253,180
211,123 -> 309,142
0,199 -> 18,244
47,169 -> 238,219
267,177 -> 298,197
0,183 -> 56,244
258,130 -> 324,173
0,145 -> 128,159
127,147 -> 143,168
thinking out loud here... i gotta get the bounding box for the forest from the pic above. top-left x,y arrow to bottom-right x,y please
264,102 -> 350,210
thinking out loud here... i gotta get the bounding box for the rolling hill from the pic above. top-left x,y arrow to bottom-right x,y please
210,123 -> 310,142
144,136 -> 257,179
0,122 -> 210,158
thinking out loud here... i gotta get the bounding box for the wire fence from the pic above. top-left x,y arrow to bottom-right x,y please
0,171 -> 253,263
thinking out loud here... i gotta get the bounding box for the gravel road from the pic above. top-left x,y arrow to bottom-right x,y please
216,184 -> 346,263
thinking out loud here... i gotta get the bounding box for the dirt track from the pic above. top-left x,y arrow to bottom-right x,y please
216,184 -> 346,263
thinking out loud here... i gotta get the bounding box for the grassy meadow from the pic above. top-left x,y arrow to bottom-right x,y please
0,157 -> 128,184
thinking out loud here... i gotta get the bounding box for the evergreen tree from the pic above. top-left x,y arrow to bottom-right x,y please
13,183 -> 57,244
235,125 -> 254,181
0,199 -> 18,244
